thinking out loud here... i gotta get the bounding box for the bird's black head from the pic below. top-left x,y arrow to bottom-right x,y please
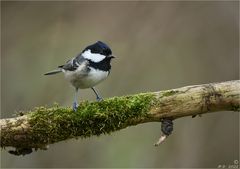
81,41 -> 115,71
83,41 -> 112,57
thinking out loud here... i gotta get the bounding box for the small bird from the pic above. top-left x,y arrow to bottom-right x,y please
44,41 -> 115,111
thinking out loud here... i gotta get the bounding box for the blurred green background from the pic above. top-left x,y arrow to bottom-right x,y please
1,1 -> 239,168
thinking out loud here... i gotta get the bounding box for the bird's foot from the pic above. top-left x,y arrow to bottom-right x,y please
73,102 -> 79,111
96,96 -> 103,102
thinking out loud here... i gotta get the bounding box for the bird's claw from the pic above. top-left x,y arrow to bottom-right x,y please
96,97 -> 103,102
73,102 -> 79,111
96,96 -> 103,102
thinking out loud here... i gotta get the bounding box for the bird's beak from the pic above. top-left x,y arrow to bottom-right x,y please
109,55 -> 116,59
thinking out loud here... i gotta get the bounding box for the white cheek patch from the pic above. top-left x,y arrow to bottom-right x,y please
82,49 -> 106,62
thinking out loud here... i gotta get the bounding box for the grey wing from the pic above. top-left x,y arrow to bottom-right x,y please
58,53 -> 89,72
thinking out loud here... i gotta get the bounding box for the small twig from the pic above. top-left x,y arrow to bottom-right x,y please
154,134 -> 168,146
154,119 -> 174,146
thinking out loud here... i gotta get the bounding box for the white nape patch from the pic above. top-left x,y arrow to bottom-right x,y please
82,49 -> 106,62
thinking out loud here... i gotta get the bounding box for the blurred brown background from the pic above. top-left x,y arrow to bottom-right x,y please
1,1 -> 239,168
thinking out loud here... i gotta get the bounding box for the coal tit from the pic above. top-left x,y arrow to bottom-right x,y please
44,41 -> 115,111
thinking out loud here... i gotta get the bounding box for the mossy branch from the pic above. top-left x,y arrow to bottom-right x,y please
1,80 -> 239,152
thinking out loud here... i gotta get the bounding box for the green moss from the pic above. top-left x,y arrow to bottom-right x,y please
27,93 -> 155,144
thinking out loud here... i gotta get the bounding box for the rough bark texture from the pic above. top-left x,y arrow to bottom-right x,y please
1,80 -> 239,151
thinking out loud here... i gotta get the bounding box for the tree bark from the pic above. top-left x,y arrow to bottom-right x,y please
1,80 -> 239,151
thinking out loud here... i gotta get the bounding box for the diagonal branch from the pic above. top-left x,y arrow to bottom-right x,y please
1,80 -> 239,152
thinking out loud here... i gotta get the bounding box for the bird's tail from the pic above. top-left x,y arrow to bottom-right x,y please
44,69 -> 62,75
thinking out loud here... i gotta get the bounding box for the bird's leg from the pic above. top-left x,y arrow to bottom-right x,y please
73,88 -> 79,111
91,87 -> 103,101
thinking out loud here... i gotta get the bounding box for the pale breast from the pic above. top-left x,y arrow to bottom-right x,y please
64,67 -> 109,89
